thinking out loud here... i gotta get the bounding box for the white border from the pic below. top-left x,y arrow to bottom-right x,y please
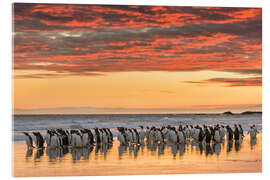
1,1 -> 268,180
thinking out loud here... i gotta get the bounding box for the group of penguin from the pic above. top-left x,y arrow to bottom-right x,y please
117,124 -> 259,146
22,124 -> 259,150
22,128 -> 114,149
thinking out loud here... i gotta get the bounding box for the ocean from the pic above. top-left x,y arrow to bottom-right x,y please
12,113 -> 262,141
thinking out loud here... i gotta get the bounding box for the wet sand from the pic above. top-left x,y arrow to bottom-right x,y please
13,133 -> 262,177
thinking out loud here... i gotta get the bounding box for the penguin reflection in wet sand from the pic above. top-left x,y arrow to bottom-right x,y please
23,132 -> 34,149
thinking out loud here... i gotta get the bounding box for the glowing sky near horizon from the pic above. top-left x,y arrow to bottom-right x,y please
13,4 -> 262,114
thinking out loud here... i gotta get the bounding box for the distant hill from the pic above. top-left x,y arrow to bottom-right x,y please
241,111 -> 262,115
222,111 -> 262,115
223,111 -> 233,115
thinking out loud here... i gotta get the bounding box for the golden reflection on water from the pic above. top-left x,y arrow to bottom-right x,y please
13,133 -> 261,177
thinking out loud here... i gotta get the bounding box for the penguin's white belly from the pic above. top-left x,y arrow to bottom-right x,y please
156,132 -> 163,142
220,129 -> 224,138
162,130 -> 168,140
25,136 -> 31,147
132,132 -> 137,142
185,130 -> 190,138
100,133 -> 104,143
149,131 -> 155,142
139,131 -> 145,141
194,130 -> 199,141
75,135 -> 82,147
145,130 -> 150,140
214,131 -> 221,142
71,135 -> 76,147
103,134 -> 108,144
50,135 -> 58,148
45,134 -> 50,146
118,133 -> 125,144
170,132 -> 177,143
250,129 -> 256,138
82,134 -> 89,146
127,132 -> 132,142
178,132 -> 185,143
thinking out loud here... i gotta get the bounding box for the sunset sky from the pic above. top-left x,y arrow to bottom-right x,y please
13,3 -> 262,114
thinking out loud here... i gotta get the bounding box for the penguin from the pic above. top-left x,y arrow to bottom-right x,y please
66,130 -> 72,146
173,127 -> 179,143
159,128 -> 166,143
190,125 -> 195,138
94,128 -> 101,144
198,127 -> 205,143
153,128 -> 160,143
204,127 -> 212,144
214,127 -> 221,143
122,128 -> 128,144
234,124 -> 240,141
50,132 -> 60,148
106,128 -> 114,143
145,127 -> 150,142
182,126 -> 187,140
161,126 -> 169,141
238,124 -> 244,139
253,124 -> 258,134
139,126 -> 145,143
193,126 -> 200,141
22,132 -> 34,149
75,131 -> 83,147
148,127 -> 156,143
219,125 -> 226,141
102,128 -> 109,144
133,128 -> 140,144
184,125 -> 190,139
57,129 -> 68,146
125,129 -> 132,143
156,128 -> 164,143
70,130 -> 75,147
81,129 -> 89,147
103,128 -> 111,143
32,132 -> 44,148
226,125 -> 234,141
45,130 -> 51,147
117,127 -> 126,145
32,132 -> 38,147
99,129 -> 104,143
209,126 -> 215,141
248,126 -> 257,139
167,127 -> 175,143
84,128 -> 95,145
56,131 -> 63,147
177,128 -> 185,144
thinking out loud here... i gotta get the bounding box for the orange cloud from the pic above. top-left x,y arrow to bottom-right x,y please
13,4 -> 262,86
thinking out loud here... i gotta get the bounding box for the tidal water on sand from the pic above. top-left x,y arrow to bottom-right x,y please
12,113 -> 262,177
13,133 -> 261,177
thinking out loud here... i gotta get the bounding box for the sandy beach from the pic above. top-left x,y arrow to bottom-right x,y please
13,133 -> 261,177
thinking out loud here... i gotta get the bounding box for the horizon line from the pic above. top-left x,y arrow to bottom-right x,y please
13,111 -> 262,116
